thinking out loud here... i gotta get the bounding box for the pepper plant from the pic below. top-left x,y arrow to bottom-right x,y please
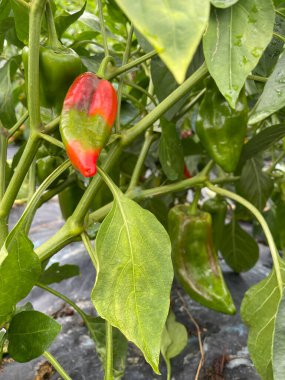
1,0 -> 285,379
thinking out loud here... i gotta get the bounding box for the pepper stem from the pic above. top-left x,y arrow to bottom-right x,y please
45,1 -> 61,49
189,188 -> 201,215
97,56 -> 116,79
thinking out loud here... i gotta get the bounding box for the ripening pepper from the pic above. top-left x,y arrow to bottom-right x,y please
168,205 -> 236,314
202,196 -> 227,252
59,72 -> 117,177
196,80 -> 248,173
22,45 -> 82,111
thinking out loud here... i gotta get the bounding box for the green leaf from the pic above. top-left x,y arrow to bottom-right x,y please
0,57 -> 20,128
39,263 -> 80,285
92,182 -> 173,373
210,0 -> 239,8
159,118 -> 184,181
10,0 -> 29,44
86,316 -> 128,380
236,157 -> 273,211
161,311 -> 188,360
0,0 -> 11,21
238,124 -> 285,166
220,218 -> 259,272
0,232 -> 41,326
241,262 -> 285,380
203,0 -> 275,108
55,2 -> 86,38
114,0 -> 210,83
273,288 -> 285,379
249,51 -> 285,124
0,17 -> 14,34
7,310 -> 61,362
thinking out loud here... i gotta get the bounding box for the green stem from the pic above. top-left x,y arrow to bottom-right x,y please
0,129 -> 8,201
42,116 -> 60,134
189,188 -> 201,215
81,232 -> 98,269
37,282 -> 88,322
116,24 -> 134,133
45,1 -> 61,48
166,358 -> 171,380
97,56 -> 116,79
107,50 -> 157,80
14,0 -> 30,9
123,79 -> 158,105
8,111 -> 29,138
267,151 -> 285,174
14,160 -> 71,234
39,132 -> 65,149
275,9 -> 285,18
206,182 -> 283,294
38,174 -> 76,207
28,0 -> 47,131
123,63 -> 208,146
98,0 -> 109,56
28,159 -> 36,201
128,130 -> 157,191
247,74 -> 267,83
0,133 -> 40,245
273,31 -> 285,43
43,351 -> 72,380
104,321 -> 114,380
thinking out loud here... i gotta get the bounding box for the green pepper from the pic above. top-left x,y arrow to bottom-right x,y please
196,80 -> 248,173
58,183 -> 84,220
22,45 -> 82,111
202,196 -> 227,252
168,205 -> 236,314
36,156 -> 64,185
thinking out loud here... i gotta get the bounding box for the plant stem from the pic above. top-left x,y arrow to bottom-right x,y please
128,131 -> 157,191
104,321 -> 114,380
0,129 -> 8,201
81,232 -> 98,269
123,79 -> 157,105
273,31 -> 285,43
189,188 -> 201,215
98,0 -> 109,56
28,0 -> 47,131
38,174 -> 76,206
43,351 -> 72,380
206,182 -> 283,294
42,116 -> 60,134
247,74 -> 267,83
14,0 -> 30,9
267,151 -> 285,173
8,111 -> 29,138
37,282 -> 88,322
116,24 -> 134,133
107,50 -> 157,80
45,0 -> 61,48
39,132 -> 65,149
28,159 -> 36,201
123,63 -> 208,146
174,88 -> 206,122
166,358 -> 171,380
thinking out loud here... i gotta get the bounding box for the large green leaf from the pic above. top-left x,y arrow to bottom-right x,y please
220,218 -> 259,272
7,310 -> 61,362
159,118 -> 184,181
0,57 -> 20,129
241,262 -> 285,380
0,232 -> 41,326
39,262 -> 80,285
273,289 -> 285,379
86,316 -> 128,380
92,183 -> 173,373
0,0 -> 11,21
236,157 -> 273,211
249,51 -> 285,124
210,0 -> 239,8
203,0 -> 275,108
10,0 -> 29,44
114,0 -> 210,83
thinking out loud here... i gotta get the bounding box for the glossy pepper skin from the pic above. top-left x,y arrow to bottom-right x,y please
22,45 -> 82,111
202,196 -> 227,252
58,183 -> 84,220
60,72 -> 117,177
196,80 -> 248,173
168,205 -> 236,314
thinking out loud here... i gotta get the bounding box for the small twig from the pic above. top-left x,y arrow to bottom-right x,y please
176,290 -> 205,380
